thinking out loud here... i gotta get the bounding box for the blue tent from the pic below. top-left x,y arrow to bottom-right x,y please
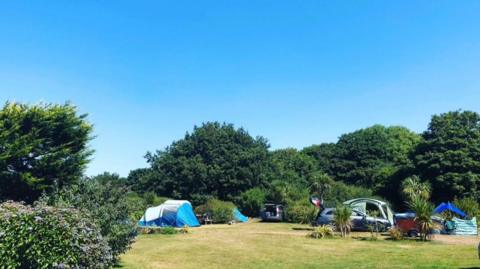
138,200 -> 200,227
233,208 -> 248,222
433,202 -> 466,218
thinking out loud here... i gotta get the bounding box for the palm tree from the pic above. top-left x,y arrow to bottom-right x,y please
402,176 -> 431,201
408,196 -> 434,241
308,172 -> 332,199
334,205 -> 352,238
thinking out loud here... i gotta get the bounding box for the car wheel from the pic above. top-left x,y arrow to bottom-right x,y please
407,230 -> 418,237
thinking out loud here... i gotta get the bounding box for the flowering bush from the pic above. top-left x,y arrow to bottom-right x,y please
39,178 -> 137,263
0,201 -> 113,268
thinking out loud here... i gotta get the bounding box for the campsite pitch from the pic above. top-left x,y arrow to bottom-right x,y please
120,220 -> 479,269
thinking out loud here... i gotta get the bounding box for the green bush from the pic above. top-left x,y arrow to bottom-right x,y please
323,181 -> 374,208
334,205 -> 352,237
39,178 -> 137,263
309,225 -> 334,239
158,227 -> 177,234
0,201 -> 113,268
454,197 -> 480,220
196,199 -> 235,223
237,188 -> 266,217
286,202 -> 317,224
137,226 -> 189,235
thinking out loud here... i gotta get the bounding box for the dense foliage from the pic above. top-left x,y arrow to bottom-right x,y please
0,102 -> 93,203
195,199 -> 235,223
413,110 -> 480,202
39,174 -> 136,262
0,201 -> 113,268
269,148 -> 316,186
3,100 -> 480,232
237,187 -> 266,217
129,122 -> 271,205
331,125 -> 421,191
302,143 -> 337,176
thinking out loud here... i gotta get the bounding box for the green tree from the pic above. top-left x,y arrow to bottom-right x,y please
302,143 -> 337,175
408,196 -> 434,241
237,187 -> 266,217
401,175 -> 431,202
308,172 -> 333,196
0,102 -> 93,203
143,122 -> 271,202
332,125 -> 421,191
270,148 -> 317,186
413,110 -> 480,202
126,168 -> 154,193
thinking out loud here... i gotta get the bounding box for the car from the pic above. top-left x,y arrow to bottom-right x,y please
260,203 -> 285,222
316,207 -> 391,231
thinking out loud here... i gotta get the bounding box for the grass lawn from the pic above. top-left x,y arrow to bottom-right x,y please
120,220 -> 479,269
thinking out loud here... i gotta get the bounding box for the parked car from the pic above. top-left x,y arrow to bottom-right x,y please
394,213 -> 419,237
260,203 -> 285,222
316,207 -> 391,231
394,213 -> 446,237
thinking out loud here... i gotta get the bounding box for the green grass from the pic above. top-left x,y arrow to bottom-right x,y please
120,220 -> 479,269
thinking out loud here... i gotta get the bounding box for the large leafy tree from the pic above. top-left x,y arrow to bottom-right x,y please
332,125 -> 421,191
302,143 -> 337,175
413,110 -> 480,202
0,102 -> 93,202
142,122 -> 270,203
269,148 -> 316,186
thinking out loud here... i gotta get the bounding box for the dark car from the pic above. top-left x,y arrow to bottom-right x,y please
260,203 -> 285,222
316,207 -> 391,231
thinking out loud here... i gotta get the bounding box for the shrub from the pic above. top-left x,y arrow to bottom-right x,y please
323,181 -> 375,208
0,201 -> 113,268
138,226 -> 188,235
334,205 -> 352,237
137,227 -> 156,234
309,225 -> 334,239
158,227 -> 177,235
454,197 -> 480,220
389,228 -> 404,241
286,203 -> 317,224
408,196 -> 434,241
39,178 -> 137,263
196,199 -> 235,223
237,188 -> 266,217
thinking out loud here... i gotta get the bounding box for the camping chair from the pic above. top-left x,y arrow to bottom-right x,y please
203,213 -> 213,225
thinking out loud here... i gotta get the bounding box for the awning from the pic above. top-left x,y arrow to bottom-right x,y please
433,202 -> 466,218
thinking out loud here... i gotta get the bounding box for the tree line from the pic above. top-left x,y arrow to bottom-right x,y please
1,102 -> 480,213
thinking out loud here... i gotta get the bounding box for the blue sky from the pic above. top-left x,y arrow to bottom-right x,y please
1,1 -> 480,176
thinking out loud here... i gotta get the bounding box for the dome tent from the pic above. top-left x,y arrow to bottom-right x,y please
233,208 -> 248,222
138,200 -> 200,227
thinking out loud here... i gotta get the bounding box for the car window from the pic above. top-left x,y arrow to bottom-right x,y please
352,210 -> 364,217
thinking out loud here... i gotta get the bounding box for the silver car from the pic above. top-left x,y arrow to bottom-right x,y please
316,207 -> 391,231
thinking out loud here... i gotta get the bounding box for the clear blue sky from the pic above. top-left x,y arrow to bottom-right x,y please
1,1 -> 480,176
